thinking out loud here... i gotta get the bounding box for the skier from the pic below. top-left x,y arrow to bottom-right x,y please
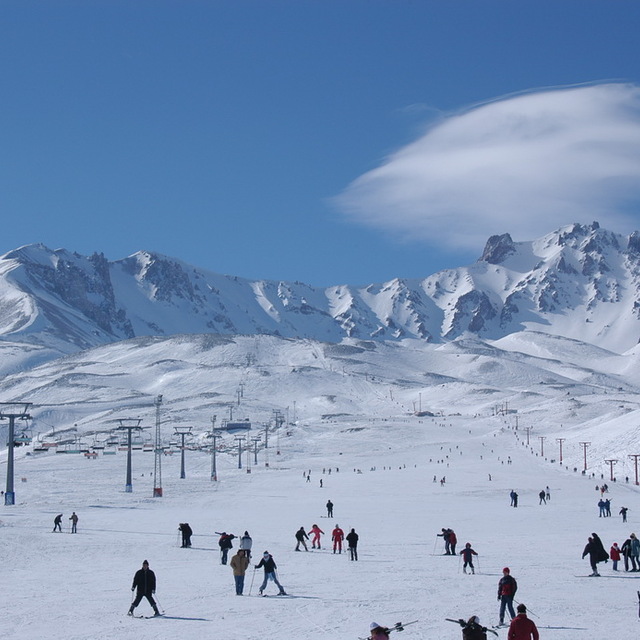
310,523 -> 324,549
507,603 -> 539,640
239,530 -> 253,559
538,490 -> 546,505
326,500 -> 334,517
128,560 -> 160,617
368,623 -> 390,639
497,567 -> 517,626
295,526 -> 309,551
346,527 -> 359,561
332,524 -> 344,554
449,528 -> 458,554
598,499 -> 606,517
217,532 -> 236,565
621,536 -> 636,571
69,512 -> 78,533
178,522 -> 192,548
460,542 -> 478,574
53,514 -> 63,532
255,551 -> 286,596
545,486 -> 550,500
438,528 -> 452,554
512,492 -> 518,507
581,532 -> 609,576
605,498 -> 611,517
230,549 -> 250,595
610,542 -> 621,571
620,506 -> 629,523
509,490 -> 516,506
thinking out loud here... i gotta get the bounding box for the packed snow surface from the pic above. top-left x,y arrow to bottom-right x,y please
1,331 -> 640,640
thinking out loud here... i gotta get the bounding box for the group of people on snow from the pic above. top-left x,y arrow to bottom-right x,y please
52,512 -> 78,533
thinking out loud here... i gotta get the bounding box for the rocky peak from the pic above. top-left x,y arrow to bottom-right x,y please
479,233 -> 516,264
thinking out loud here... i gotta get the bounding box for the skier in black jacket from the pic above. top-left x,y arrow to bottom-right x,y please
255,551 -> 286,595
346,528 -> 359,561
128,560 -> 160,616
582,532 -> 609,576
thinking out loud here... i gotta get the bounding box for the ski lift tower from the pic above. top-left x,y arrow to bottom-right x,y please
116,419 -> 147,493
153,395 -> 163,497
1,402 -> 32,506
174,426 -> 193,479
208,415 -> 221,481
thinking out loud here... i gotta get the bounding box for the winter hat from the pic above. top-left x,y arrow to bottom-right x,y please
370,622 -> 382,630
516,604 -> 526,613
502,567 -> 510,573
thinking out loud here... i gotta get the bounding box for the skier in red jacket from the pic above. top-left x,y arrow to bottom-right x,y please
332,524 -> 344,554
507,604 -> 539,640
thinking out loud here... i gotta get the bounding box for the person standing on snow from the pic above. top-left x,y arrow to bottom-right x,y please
582,532 -> 609,576
295,526 -> 309,551
448,528 -> 458,555
178,522 -> 192,547
497,567 -> 517,626
239,530 -> 253,559
69,512 -> 78,533
217,532 -> 236,565
610,542 -> 621,571
255,551 -> 286,596
630,532 -> 640,569
346,528 -> 359,561
310,523 -> 324,549
332,524 -> 345,554
326,500 -> 334,517
538,490 -> 546,505
53,514 -> 63,532
507,603 -> 539,640
230,549 -> 250,595
438,528 -> 452,554
460,543 -> 478,574
620,506 -> 629,523
621,536 -> 636,571
128,560 -> 160,617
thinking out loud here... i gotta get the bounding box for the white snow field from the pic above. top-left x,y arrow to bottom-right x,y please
1,332 -> 640,640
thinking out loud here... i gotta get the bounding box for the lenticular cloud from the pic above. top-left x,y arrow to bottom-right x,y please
336,83 -> 640,249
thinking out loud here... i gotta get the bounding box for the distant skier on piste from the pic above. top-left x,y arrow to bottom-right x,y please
217,531 -> 236,565
497,567 -> 517,626
460,542 -> 478,574
178,522 -> 192,547
581,532 -> 608,576
346,527 -> 359,561
53,514 -> 63,532
326,499 -> 334,517
310,523 -> 324,549
295,526 -> 309,551
332,524 -> 344,554
255,550 -> 286,595
128,560 -> 160,617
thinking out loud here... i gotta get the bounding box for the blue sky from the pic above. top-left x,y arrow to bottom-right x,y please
2,1 -> 640,287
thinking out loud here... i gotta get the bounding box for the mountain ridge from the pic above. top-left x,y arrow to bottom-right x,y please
1,221 -> 639,369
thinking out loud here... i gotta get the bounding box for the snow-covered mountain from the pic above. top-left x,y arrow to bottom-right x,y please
1,222 -> 639,375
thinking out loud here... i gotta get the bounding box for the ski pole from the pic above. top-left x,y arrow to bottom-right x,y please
475,556 -> 480,574
432,535 -> 439,555
248,567 -> 257,596
154,594 -> 165,614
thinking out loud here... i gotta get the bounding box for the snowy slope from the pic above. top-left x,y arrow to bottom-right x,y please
2,351 -> 640,640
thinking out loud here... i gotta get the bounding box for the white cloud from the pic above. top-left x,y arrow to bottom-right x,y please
335,83 -> 640,250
